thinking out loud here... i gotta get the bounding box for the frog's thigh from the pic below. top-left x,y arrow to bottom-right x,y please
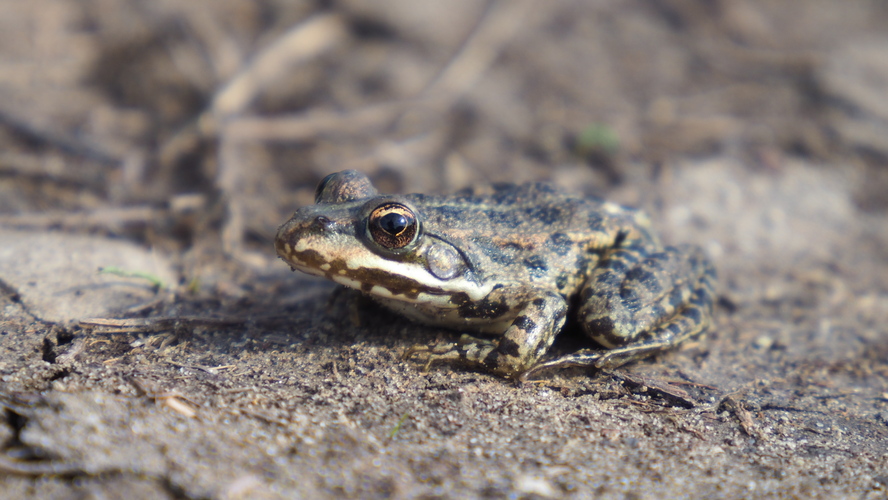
592,276 -> 714,369
523,251 -> 715,378
580,244 -> 713,348
458,291 -> 568,378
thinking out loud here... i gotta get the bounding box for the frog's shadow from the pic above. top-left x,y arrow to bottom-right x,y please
294,286 -> 601,362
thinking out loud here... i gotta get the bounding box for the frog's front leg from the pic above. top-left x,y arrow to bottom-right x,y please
407,291 -> 568,379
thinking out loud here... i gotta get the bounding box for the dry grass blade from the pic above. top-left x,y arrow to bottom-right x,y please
418,0 -> 536,105
209,13 -> 349,120
223,102 -> 409,143
0,206 -> 162,233
78,316 -> 244,334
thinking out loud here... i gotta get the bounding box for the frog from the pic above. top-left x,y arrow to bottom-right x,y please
275,170 -> 716,380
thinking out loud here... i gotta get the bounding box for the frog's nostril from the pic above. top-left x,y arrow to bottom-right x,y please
313,216 -> 334,231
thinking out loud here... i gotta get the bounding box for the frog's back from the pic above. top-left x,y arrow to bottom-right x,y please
406,183 -> 649,297
409,182 -> 608,235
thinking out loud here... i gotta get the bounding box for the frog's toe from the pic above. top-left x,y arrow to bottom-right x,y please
519,350 -> 608,381
403,341 -> 457,369
403,342 -> 453,359
402,343 -> 448,372
592,347 -> 650,369
404,335 -> 502,373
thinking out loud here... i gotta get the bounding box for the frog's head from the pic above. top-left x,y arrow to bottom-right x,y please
275,171 -> 490,304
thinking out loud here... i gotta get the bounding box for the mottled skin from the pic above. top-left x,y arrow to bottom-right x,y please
275,170 -> 716,380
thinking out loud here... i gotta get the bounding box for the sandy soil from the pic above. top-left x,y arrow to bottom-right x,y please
1,1 -> 887,498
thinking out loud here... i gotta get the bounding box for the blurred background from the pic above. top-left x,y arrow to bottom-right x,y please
3,2 -> 888,498
2,0 -> 887,262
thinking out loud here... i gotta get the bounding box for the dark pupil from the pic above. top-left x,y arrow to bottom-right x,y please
379,213 -> 408,235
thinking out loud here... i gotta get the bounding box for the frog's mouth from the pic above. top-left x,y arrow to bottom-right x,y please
275,236 -> 492,307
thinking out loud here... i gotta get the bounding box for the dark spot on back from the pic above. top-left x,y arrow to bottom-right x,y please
524,256 -> 548,279
485,209 -> 521,227
625,267 -> 658,286
588,213 -> 605,233
525,205 -> 563,226
432,205 -> 465,222
548,232 -> 573,257
592,270 -> 620,287
488,183 -> 530,205
530,182 -> 558,194
505,242 -> 535,253
476,237 -> 514,265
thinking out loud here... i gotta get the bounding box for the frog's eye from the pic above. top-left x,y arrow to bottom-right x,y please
368,203 -> 418,249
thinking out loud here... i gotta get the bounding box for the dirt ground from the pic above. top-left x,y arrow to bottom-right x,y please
1,1 -> 887,498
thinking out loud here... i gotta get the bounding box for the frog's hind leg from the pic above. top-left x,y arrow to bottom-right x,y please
522,245 -> 716,380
